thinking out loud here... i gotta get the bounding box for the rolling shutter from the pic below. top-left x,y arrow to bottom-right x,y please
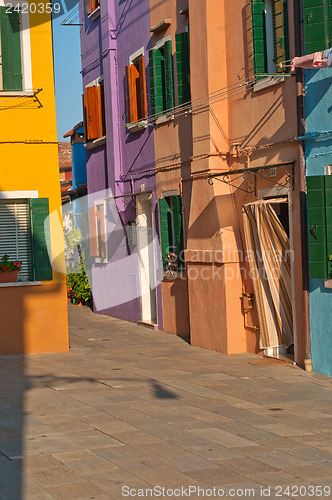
176,32 -> 191,105
164,40 -> 174,110
29,198 -> 52,281
149,48 -> 164,116
303,0 -> 329,54
0,200 -> 32,281
0,7 -> 23,91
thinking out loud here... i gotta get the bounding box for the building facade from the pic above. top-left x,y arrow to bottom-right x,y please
0,3 -> 69,353
80,0 -> 312,369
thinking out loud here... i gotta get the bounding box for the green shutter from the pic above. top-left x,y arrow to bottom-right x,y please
163,40 -> 174,111
176,32 -> 191,105
303,0 -> 329,54
0,7 -> 23,91
149,48 -> 164,117
325,175 -> 332,278
274,0 -> 289,72
158,197 -> 171,268
330,0 -> 332,46
29,198 -> 53,281
171,196 -> 184,270
251,0 -> 267,75
306,176 -> 328,279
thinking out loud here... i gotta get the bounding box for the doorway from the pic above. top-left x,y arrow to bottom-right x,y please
243,197 -> 294,358
136,193 -> 157,325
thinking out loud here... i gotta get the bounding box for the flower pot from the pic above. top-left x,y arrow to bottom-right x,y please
0,270 -> 19,284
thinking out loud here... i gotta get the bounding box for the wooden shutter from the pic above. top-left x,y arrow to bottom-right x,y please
97,82 -> 106,137
176,32 -> 191,106
29,199 -> 52,281
303,0 -> 329,54
130,63 -> 139,122
0,7 -> 23,91
86,0 -> 98,15
125,64 -> 134,123
0,200 -> 32,281
158,198 -> 171,268
84,86 -> 99,140
164,40 -> 174,111
250,0 -> 267,75
96,203 -> 106,259
307,176 -> 328,279
138,55 -> 148,119
325,175 -> 332,278
89,207 -> 98,257
149,48 -> 164,116
171,196 -> 184,269
273,0 -> 289,72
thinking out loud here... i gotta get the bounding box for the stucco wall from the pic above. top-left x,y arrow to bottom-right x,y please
305,68 -> 332,377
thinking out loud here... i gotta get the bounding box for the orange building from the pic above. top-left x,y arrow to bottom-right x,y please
150,0 -> 309,368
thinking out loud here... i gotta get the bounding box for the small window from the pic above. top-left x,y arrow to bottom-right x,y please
175,31 -> 191,105
0,5 -> 32,92
125,53 -> 148,123
158,195 -> 184,272
149,38 -> 174,117
250,0 -> 289,76
86,0 -> 100,17
83,78 -> 106,142
89,201 -> 107,263
0,198 -> 52,282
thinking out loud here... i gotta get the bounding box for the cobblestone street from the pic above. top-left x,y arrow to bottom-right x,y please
0,304 -> 331,499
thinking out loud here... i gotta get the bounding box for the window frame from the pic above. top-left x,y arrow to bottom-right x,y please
89,199 -> 108,264
86,0 -> 100,20
83,76 -> 106,144
125,47 -> 148,129
0,0 -> 32,94
149,34 -> 175,120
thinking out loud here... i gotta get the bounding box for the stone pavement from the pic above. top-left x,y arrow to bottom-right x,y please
0,305 -> 332,500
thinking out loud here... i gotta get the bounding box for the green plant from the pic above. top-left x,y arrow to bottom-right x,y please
0,254 -> 22,274
64,228 -> 82,250
66,252 -> 92,305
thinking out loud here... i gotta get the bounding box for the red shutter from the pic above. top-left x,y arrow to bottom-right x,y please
130,64 -> 139,122
85,86 -> 99,140
125,65 -> 133,123
138,55 -> 147,119
89,207 -> 98,257
97,84 -> 105,137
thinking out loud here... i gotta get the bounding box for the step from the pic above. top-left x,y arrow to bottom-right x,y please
138,320 -> 158,330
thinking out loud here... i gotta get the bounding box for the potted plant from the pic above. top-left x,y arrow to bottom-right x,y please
0,255 -> 22,283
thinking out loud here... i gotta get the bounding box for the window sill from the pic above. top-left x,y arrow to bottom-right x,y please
253,75 -> 287,92
85,136 -> 106,150
95,257 -> 108,264
0,90 -> 35,97
155,113 -> 174,126
126,120 -> 148,133
87,6 -> 100,21
0,281 -> 42,288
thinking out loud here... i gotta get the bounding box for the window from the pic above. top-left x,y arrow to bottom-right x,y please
306,175 -> 332,279
158,195 -> 184,271
83,78 -> 106,142
0,198 -> 52,282
0,4 -> 32,92
175,31 -> 191,105
303,0 -> 332,54
250,0 -> 289,76
149,38 -> 174,117
89,200 -> 107,263
125,51 -> 148,123
86,0 -> 100,17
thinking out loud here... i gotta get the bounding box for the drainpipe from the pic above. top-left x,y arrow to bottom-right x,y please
294,0 -> 312,371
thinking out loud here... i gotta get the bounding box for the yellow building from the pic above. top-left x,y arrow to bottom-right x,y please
0,2 -> 69,353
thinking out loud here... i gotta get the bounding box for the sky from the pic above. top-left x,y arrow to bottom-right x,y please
52,9 -> 83,141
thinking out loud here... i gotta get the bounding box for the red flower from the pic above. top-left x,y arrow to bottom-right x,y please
15,262 -> 21,268
2,266 -> 7,272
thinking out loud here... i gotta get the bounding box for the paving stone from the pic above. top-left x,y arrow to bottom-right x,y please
45,480 -> 104,500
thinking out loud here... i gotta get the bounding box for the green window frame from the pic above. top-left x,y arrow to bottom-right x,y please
303,0 -> 332,54
149,40 -> 174,117
0,6 -> 23,91
158,195 -> 184,271
175,31 -> 191,106
306,175 -> 332,279
250,0 -> 289,76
